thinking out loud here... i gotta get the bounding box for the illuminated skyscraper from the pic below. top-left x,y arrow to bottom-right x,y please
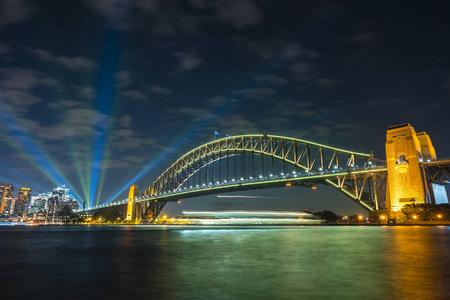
47,196 -> 58,215
0,183 -> 14,216
53,185 -> 70,212
29,192 -> 52,213
53,185 -> 71,202
16,187 -> 32,216
69,199 -> 79,211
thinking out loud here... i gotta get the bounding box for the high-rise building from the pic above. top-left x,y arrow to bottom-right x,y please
52,185 -> 74,213
53,185 -> 71,202
69,199 -> 79,211
47,196 -> 58,215
0,183 -> 14,216
29,192 -> 52,213
28,185 -> 79,216
16,187 -> 32,216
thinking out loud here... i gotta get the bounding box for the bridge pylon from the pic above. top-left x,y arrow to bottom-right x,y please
126,184 -> 141,223
385,123 -> 440,213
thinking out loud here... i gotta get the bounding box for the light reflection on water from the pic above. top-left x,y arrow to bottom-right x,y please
0,226 -> 449,299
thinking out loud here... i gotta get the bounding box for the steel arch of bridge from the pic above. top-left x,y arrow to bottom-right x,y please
137,135 -> 386,220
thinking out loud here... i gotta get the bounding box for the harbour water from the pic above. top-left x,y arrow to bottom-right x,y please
1,225 -> 449,300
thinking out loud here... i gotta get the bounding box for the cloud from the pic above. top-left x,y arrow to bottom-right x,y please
23,47 -> 96,72
87,0 -> 130,29
114,70 -> 131,87
205,96 -> 239,106
214,114 -> 261,134
174,52 -> 203,71
89,0 -> 200,35
122,90 -> 149,102
255,74 -> 289,86
314,78 -> 344,88
60,100 -> 83,108
148,85 -> 172,95
167,107 -> 214,122
0,67 -> 60,91
240,39 -> 342,90
122,155 -> 147,164
119,115 -> 133,128
0,68 -> 62,112
0,0 -> 34,26
241,39 -> 321,61
33,108 -> 109,141
112,128 -> 158,152
190,0 -> 263,28
274,100 -> 316,117
75,85 -> 96,99
0,89 -> 41,107
54,56 -> 96,72
142,1 -> 202,36
290,61 -> 316,74
235,87 -> 275,101
0,42 -> 11,55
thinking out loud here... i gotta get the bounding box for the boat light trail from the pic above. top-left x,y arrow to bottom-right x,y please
216,195 -> 285,199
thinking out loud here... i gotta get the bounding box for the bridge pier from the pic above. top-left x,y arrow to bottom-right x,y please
126,184 -> 140,223
385,123 -> 448,215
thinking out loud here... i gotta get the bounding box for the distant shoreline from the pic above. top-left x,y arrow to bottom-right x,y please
2,222 -> 450,227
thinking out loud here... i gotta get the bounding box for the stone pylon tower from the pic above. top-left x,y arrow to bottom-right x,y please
416,132 -> 437,161
385,124 -> 437,212
126,184 -> 140,222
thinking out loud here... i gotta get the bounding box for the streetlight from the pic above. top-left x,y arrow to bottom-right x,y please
437,214 -> 442,219
413,215 -> 417,224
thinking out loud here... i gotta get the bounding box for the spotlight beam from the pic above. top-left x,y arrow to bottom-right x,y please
90,29 -> 121,208
0,102 -> 84,203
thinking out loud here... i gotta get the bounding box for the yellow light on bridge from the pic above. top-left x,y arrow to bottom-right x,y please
413,215 -> 417,220
286,183 -> 291,187
358,215 -> 363,220
437,214 -> 442,219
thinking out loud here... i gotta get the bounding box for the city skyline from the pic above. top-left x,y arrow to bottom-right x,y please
1,1 -> 449,215
0,182 -> 79,218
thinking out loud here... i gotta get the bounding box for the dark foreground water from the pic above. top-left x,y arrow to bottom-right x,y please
1,225 -> 450,300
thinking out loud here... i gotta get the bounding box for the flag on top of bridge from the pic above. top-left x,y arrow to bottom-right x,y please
215,131 -> 220,135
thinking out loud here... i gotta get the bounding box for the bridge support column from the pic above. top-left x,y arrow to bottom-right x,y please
126,184 -> 139,223
143,200 -> 167,223
385,124 -> 435,213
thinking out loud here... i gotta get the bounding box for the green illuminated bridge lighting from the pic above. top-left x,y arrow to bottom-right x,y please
83,134 -> 388,221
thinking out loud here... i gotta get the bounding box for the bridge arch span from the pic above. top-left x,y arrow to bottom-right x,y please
132,135 -> 386,221
143,135 -> 371,196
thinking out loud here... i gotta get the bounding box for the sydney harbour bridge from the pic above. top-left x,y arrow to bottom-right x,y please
83,123 -> 450,222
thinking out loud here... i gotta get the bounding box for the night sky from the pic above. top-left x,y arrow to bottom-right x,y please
0,0 -> 449,216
